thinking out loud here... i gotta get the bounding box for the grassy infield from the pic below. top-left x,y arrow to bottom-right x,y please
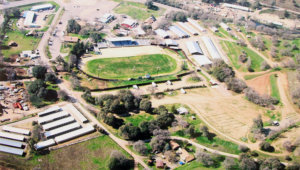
113,1 -> 166,20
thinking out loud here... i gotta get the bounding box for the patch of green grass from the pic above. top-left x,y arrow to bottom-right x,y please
270,74 -> 280,101
124,113 -> 155,126
214,32 -> 226,38
46,14 -> 55,25
37,26 -> 49,32
196,136 -> 241,155
244,73 -> 267,80
2,20 -> 41,58
46,82 -> 60,91
60,43 -> 73,53
219,27 -> 237,40
46,45 -> 52,59
68,33 -> 89,40
86,54 -> 177,79
221,40 -> 265,72
114,1 -> 166,20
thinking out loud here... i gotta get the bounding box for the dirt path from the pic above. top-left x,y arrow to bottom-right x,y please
246,73 -> 271,95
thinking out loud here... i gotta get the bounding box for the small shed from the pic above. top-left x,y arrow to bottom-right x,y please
170,140 -> 180,150
156,159 -> 164,169
180,88 -> 186,94
185,154 -> 195,163
177,107 -> 188,114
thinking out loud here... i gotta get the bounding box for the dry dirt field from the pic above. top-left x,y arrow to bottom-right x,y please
246,73 -> 271,95
151,87 -> 268,141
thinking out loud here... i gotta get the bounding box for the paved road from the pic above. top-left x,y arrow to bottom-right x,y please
0,0 -> 48,10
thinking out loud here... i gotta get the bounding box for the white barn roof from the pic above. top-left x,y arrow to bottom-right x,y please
38,106 -> 61,117
100,13 -> 114,23
223,3 -> 251,12
54,125 -> 95,144
178,22 -> 199,35
201,36 -> 222,60
0,145 -> 24,155
187,18 -> 205,32
31,3 -> 53,11
186,41 -> 203,55
220,22 -> 230,30
107,37 -> 133,42
0,138 -> 24,148
34,139 -> 56,150
42,117 -> 75,131
38,111 -> 69,124
0,131 -> 25,141
24,11 -> 35,26
193,55 -> 212,66
165,39 -> 178,46
67,104 -> 88,123
155,29 -> 170,39
44,122 -> 81,138
169,26 -> 189,38
2,126 -> 30,136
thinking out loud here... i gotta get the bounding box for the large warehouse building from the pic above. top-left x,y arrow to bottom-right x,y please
31,3 -> 54,11
23,11 -> 39,28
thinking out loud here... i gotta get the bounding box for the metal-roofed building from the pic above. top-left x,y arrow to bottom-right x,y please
210,27 -> 218,32
99,13 -> 114,23
165,39 -> 178,46
24,11 -> 38,28
0,145 -> 24,155
31,3 -> 53,11
0,132 -> 25,141
220,22 -> 230,31
169,26 -> 189,38
34,139 -> 56,150
223,3 -> 251,12
155,29 -> 170,39
193,55 -> 212,66
201,36 -> 222,60
38,106 -> 61,117
38,111 -> 69,124
44,122 -> 81,138
2,126 -> 30,136
178,22 -> 199,35
66,104 -> 88,123
187,18 -> 206,32
42,117 -> 75,131
0,138 -> 24,148
107,37 -> 136,47
54,125 -> 95,144
186,41 -> 203,55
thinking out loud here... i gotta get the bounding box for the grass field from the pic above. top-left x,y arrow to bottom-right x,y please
2,20 -> 41,58
86,54 -> 178,79
114,1 -> 166,20
244,72 -> 268,80
124,112 -> 156,126
270,74 -> 280,101
221,40 -> 265,72
175,161 -> 225,170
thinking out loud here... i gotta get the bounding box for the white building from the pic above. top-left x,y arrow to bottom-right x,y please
155,29 -> 170,39
169,25 -> 189,38
178,22 -> 199,35
186,41 -> 203,55
31,3 -> 54,11
210,27 -> 218,32
223,3 -> 251,12
187,18 -> 206,32
99,13 -> 114,23
201,36 -> 222,60
193,55 -> 212,66
24,11 -> 39,28
220,22 -> 230,31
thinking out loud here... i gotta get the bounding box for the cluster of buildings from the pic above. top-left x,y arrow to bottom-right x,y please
0,126 -> 31,156
34,104 -> 95,150
22,3 -> 54,28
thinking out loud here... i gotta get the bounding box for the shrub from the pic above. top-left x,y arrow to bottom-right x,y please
259,141 -> 274,152
238,145 -> 249,153
133,140 -> 148,156
108,151 -> 133,170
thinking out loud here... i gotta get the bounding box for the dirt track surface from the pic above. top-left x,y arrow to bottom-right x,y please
246,73 -> 271,95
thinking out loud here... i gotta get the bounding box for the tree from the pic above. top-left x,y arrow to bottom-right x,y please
90,32 -> 103,43
28,79 -> 46,95
259,141 -> 274,152
133,140 -> 148,155
119,123 -> 141,140
260,158 -> 284,170
200,125 -> 210,138
45,73 -> 57,83
287,162 -> 300,170
108,151 -> 133,170
145,0 -> 155,10
225,78 -> 247,93
223,157 -> 238,170
67,19 -> 81,34
239,156 -> 257,170
82,90 -> 95,104
103,113 -> 124,129
165,150 -> 179,163
150,129 -> 170,152
238,145 -> 249,153
71,41 -> 86,59
185,125 -> 196,137
139,99 -> 152,113
284,10 -> 290,18
260,61 -> 271,71
71,76 -> 81,90
32,66 -> 47,79
251,115 -> 263,133
196,151 -> 216,167
156,113 -> 175,129
58,90 -> 69,101
37,87 -> 48,99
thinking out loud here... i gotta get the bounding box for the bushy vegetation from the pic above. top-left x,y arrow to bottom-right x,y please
67,19 -> 81,34
108,151 -> 133,170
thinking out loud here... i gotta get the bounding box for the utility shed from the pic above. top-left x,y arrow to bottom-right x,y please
0,132 -> 25,141
38,106 -> 61,117
54,125 -> 95,144
220,22 -> 230,31
193,55 -> 212,66
0,138 -> 24,148
155,29 -> 170,39
0,145 -> 24,155
201,36 -> 222,60
34,139 -> 56,150
186,41 -> 203,55
38,111 -> 69,124
42,117 -> 75,131
2,126 -> 30,136
169,26 -> 189,38
187,18 -> 205,32
44,122 -> 81,138
178,22 -> 199,35
67,104 -> 88,123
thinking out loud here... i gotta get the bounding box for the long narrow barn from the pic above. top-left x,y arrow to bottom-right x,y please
38,106 -> 61,117
169,26 -> 190,38
2,126 -> 30,136
187,18 -> 206,32
201,36 -> 222,60
44,123 -> 81,138
66,104 -> 88,123
177,22 -> 199,35
186,41 -> 203,55
54,125 -> 95,144
193,55 -> 212,66
38,111 -> 69,124
155,29 -> 170,39
42,117 -> 75,131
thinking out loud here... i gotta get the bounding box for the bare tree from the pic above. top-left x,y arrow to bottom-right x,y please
133,140 -> 148,156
